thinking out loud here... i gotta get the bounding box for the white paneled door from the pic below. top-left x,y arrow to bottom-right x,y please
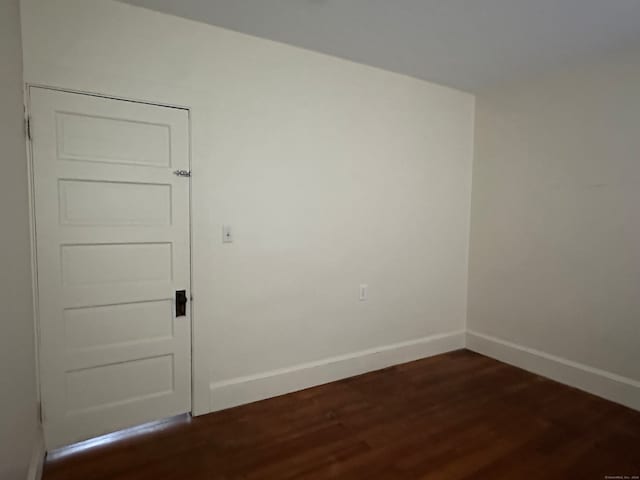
30,88 -> 192,449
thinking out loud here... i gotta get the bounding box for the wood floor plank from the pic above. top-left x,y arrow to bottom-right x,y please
43,350 -> 640,479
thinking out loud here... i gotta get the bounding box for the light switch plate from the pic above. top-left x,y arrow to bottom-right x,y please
359,284 -> 368,301
222,225 -> 233,243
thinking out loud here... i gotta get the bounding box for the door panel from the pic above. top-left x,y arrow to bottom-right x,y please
58,179 -> 172,226
30,88 -> 191,449
55,112 -> 172,167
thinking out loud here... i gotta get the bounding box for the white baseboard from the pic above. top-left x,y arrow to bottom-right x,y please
209,330 -> 465,412
26,427 -> 45,480
466,330 -> 640,411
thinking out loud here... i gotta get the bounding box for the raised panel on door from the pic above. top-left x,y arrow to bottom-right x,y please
30,87 -> 192,450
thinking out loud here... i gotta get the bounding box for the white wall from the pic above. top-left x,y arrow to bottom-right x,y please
20,0 -> 474,414
468,51 -> 640,407
0,0 -> 40,478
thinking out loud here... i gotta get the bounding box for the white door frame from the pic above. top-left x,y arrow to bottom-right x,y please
24,84 -> 196,444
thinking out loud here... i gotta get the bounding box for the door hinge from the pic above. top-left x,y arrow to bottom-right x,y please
38,401 -> 45,423
26,116 -> 32,141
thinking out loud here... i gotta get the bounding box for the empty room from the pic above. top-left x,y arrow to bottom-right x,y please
1,0 -> 639,478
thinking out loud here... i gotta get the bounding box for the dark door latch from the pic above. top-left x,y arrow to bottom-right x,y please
175,290 -> 187,317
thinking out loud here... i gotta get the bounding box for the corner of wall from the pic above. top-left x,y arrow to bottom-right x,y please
463,93 -> 478,342
26,427 -> 45,480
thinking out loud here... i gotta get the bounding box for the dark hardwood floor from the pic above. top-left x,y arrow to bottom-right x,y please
44,350 -> 640,479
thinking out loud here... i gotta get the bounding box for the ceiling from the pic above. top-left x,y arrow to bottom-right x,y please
120,0 -> 640,92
